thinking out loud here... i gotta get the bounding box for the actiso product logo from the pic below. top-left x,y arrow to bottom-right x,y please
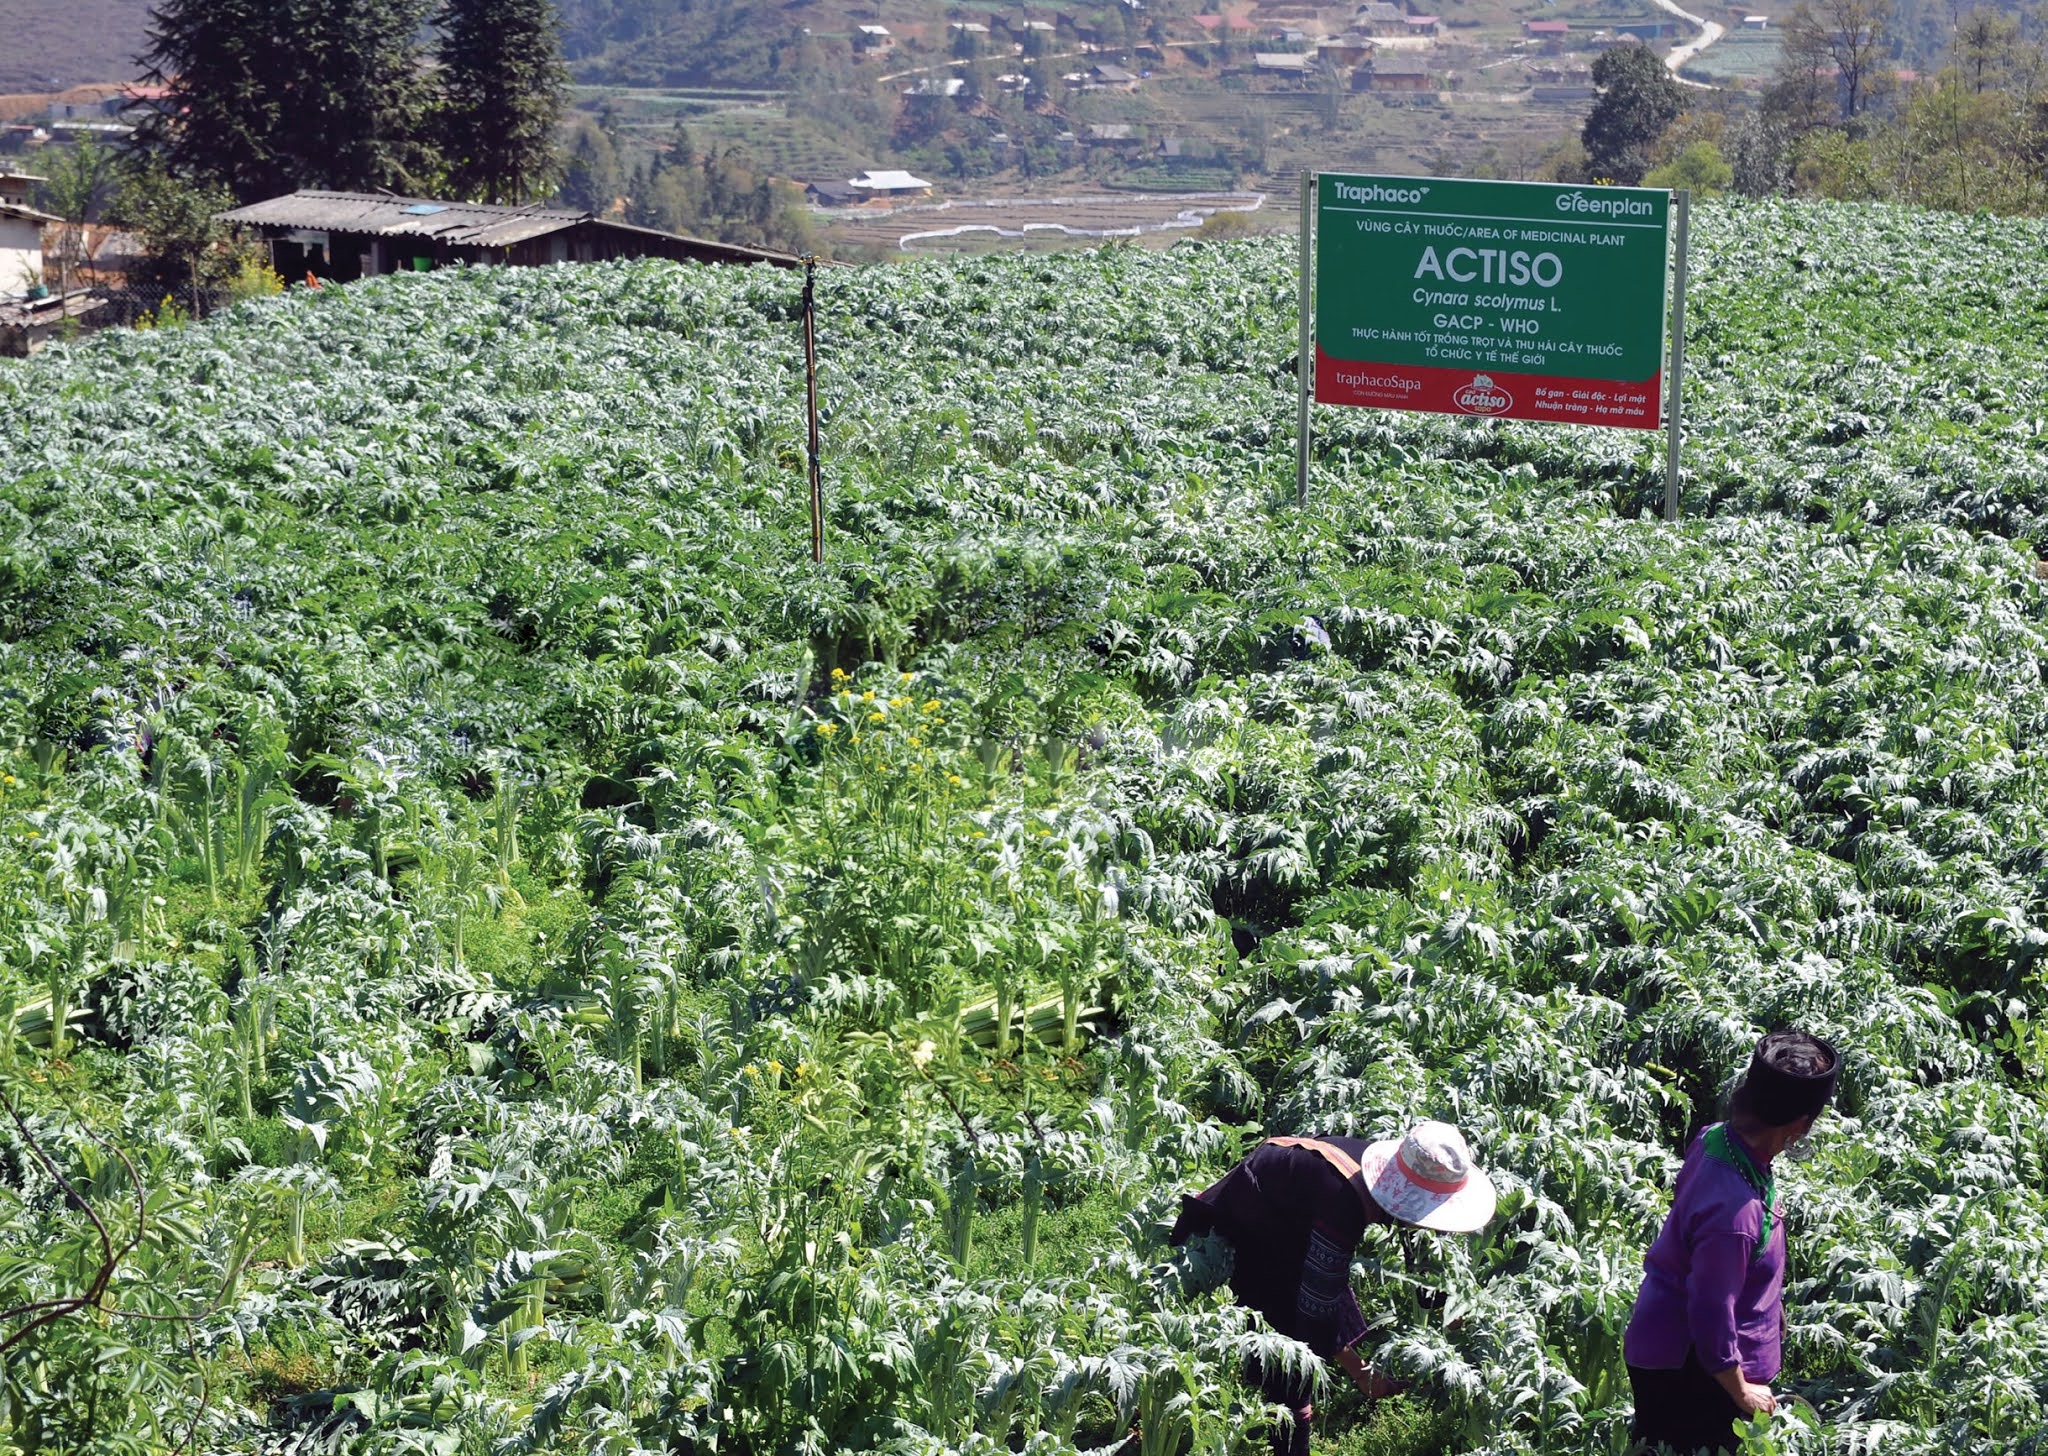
1453,374 -> 1513,415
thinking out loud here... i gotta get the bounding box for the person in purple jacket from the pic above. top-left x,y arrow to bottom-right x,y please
1625,1031 -> 1842,1453
1170,1122 -> 1498,1456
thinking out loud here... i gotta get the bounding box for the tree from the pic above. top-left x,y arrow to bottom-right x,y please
557,115 -> 621,213
1776,0 -> 1892,133
134,0 -> 293,201
32,136 -> 122,297
134,0 -> 432,201
109,158 -> 266,311
276,0 -> 435,192
1581,44 -> 1686,184
434,0 -> 572,204
34,135 -> 122,223
1643,139 -> 1735,193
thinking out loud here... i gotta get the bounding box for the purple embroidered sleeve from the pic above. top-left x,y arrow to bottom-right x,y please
1686,1231 -> 1751,1373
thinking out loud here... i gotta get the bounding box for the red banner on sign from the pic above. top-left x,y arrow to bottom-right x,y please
1313,348 -> 1662,430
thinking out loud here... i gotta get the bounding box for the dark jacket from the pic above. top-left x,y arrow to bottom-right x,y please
1170,1136 -> 1375,1357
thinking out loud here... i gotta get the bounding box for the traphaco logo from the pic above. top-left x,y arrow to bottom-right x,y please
1332,181 -> 1432,205
1332,369 -> 1423,393
1453,374 -> 1513,415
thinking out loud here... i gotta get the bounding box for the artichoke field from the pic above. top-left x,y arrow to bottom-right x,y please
1,197 -> 2047,1455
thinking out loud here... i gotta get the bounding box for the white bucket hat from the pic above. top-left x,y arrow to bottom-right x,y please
1359,1121 -> 1497,1233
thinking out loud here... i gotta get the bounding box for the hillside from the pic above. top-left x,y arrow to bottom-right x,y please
0,0 -> 152,90
1,200 -> 2047,1454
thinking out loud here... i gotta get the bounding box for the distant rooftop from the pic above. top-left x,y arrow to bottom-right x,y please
849,169 -> 933,191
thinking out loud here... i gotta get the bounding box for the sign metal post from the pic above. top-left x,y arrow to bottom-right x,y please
1663,189 -> 1690,523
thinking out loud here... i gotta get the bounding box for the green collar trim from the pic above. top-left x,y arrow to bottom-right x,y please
1703,1123 -> 1775,1260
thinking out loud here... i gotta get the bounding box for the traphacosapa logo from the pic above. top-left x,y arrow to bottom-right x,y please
1453,374 -> 1512,415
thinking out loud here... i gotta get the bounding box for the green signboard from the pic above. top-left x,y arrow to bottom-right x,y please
1312,175 -> 1674,429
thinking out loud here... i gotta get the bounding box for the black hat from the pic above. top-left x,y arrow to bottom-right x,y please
1737,1031 -> 1841,1127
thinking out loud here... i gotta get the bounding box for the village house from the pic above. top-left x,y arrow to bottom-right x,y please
1355,56 -> 1431,90
1089,62 -> 1142,89
0,170 -> 108,354
805,179 -> 864,207
1742,13 -> 1769,26
998,14 -> 1059,44
0,173 -> 54,295
1524,18 -> 1572,45
1248,50 -> 1314,80
903,76 -> 968,97
855,24 -> 896,54
218,191 -> 799,283
1355,3 -> 1411,36
848,169 -> 934,199
1317,34 -> 1375,65
1405,15 -> 1441,36
1084,123 -> 1143,148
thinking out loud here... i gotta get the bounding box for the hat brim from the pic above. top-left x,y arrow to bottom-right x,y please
1359,1137 -> 1498,1233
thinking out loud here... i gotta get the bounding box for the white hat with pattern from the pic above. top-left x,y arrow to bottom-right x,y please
1359,1121 -> 1497,1233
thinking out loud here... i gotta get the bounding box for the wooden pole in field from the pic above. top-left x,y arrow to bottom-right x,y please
802,254 -> 824,563
1295,172 -> 1314,510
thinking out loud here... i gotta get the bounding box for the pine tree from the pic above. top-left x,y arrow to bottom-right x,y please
277,0 -> 436,193
434,0 -> 572,205
134,0 -> 294,202
135,0 -> 433,201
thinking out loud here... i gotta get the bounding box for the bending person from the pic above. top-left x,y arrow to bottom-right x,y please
1170,1122 -> 1497,1456
1624,1031 -> 1841,1453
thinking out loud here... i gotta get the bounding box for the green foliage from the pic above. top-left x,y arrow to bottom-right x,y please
434,0 -> 572,205
1583,45 -> 1687,186
136,0 -> 568,204
1643,140 -> 1734,196
0,206 -> 2046,1454
109,159 -> 261,299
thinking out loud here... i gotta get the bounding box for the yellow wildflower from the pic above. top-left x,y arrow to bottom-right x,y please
921,700 -> 941,713
948,774 -> 964,786
831,667 -> 848,680
817,723 -> 838,737
862,690 -> 875,703
870,711 -> 886,723
900,671 -> 914,683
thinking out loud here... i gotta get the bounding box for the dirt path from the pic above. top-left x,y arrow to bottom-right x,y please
1652,0 -> 1725,85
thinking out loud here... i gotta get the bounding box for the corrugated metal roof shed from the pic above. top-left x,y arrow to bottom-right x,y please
217,191 -> 801,270
219,192 -> 599,248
